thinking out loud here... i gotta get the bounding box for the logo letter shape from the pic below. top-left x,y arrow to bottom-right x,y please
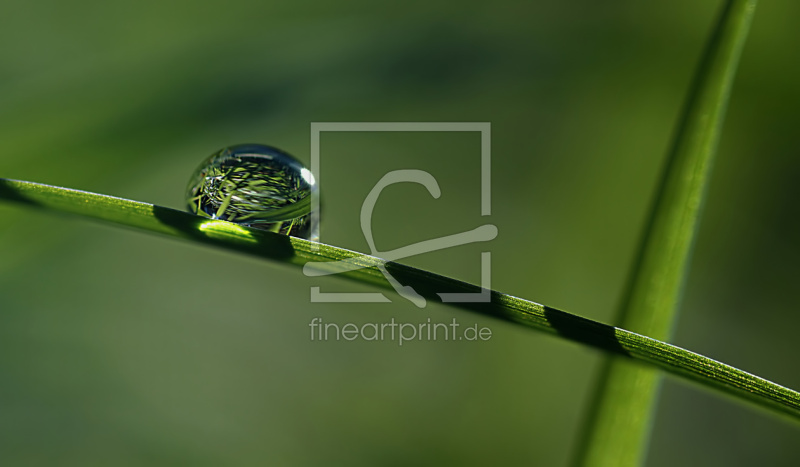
306,169 -> 496,307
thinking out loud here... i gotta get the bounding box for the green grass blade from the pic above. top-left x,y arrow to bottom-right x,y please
575,1 -> 759,465
1,176 -> 798,424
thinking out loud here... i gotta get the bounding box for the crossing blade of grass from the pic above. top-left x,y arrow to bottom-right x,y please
575,1 -> 759,466
1,176 -> 798,423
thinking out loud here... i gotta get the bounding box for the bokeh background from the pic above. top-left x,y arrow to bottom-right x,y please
1,0 -> 798,465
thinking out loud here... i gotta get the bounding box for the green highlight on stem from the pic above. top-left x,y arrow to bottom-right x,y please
575,1 -> 759,466
1,176 -> 798,426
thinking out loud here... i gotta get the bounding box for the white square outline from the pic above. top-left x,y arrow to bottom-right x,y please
309,122 -> 491,304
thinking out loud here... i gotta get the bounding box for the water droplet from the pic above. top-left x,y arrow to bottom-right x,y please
186,144 -> 317,240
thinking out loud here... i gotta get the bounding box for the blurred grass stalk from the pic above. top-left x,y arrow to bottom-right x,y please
574,1 -> 758,465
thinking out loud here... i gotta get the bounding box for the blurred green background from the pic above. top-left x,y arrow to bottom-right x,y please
1,0 -> 798,465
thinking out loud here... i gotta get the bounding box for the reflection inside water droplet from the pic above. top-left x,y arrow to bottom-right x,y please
186,144 -> 317,241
